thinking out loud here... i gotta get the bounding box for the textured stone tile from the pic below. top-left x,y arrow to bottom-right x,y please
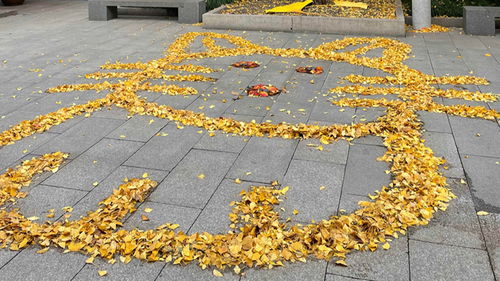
342,144 -> 390,196
227,137 -> 297,183
156,263 -> 239,281
409,179 -> 485,249
449,116 -> 500,158
34,117 -> 125,158
325,274 -> 368,281
16,184 -> 87,222
328,236 -> 409,281
193,114 -> 261,153
189,179 -> 259,234
71,165 -> 168,219
43,138 -> 143,191
461,155 -> 500,213
0,248 -> 86,281
409,240 -> 495,281
0,132 -> 57,171
294,139 -> 349,165
72,259 -> 164,281
124,201 -> 200,232
0,250 -> 18,269
337,193 -> 368,215
124,124 -> 203,171
478,213 -> 500,280
309,100 -> 356,125
107,115 -> 169,142
148,149 -> 237,209
281,159 -> 344,223
264,100 -> 313,124
226,96 -> 276,116
418,111 -> 451,133
422,131 -> 464,178
245,259 -> 327,281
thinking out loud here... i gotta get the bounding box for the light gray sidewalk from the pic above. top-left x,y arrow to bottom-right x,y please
0,1 -> 499,280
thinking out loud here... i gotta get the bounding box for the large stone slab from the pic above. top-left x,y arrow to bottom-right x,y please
461,155 -> 500,213
43,138 -> 143,191
327,236 -> 409,281
409,240 -> 495,281
148,149 -> 237,209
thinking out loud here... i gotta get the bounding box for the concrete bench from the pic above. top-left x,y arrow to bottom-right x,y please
89,0 -> 205,23
464,6 -> 500,36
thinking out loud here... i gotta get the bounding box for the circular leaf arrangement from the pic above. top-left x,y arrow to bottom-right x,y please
246,84 -> 282,97
296,66 -> 324,74
231,61 -> 260,68
0,32 -> 498,275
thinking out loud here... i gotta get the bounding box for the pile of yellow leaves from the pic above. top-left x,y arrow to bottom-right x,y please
410,24 -> 450,33
0,32 -> 498,275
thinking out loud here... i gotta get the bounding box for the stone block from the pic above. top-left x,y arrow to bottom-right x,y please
148,149 -> 237,209
409,240 -> 495,281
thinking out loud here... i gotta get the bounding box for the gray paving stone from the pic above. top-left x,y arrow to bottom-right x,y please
34,116 -> 125,158
0,132 -> 58,171
478,213 -> 500,280
293,139 -> 349,165
0,250 -> 18,269
226,96 -> 276,116
461,155 -> 500,213
43,138 -> 143,191
309,100 -> 356,125
154,94 -> 199,109
449,116 -> 500,158
124,201 -> 200,232
325,274 -> 368,281
281,159 -> 344,223
124,124 -> 203,171
107,115 -> 169,142
327,236 -> 409,281
193,114 -> 261,153
409,240 -> 495,281
0,248 -> 87,281
422,131 -> 464,178
337,193 -> 368,218
245,259 -> 327,281
156,263 -> 239,281
71,165 -> 168,219
409,179 -> 485,249
189,179 -> 259,234
227,136 -> 297,183
342,144 -> 390,196
264,100 -> 313,124
15,184 -> 87,222
148,149 -> 237,208
72,258 -> 164,281
418,111 -> 451,133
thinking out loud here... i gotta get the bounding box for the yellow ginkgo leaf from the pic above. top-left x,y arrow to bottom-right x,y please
477,211 -> 489,216
213,269 -> 223,277
265,0 -> 313,14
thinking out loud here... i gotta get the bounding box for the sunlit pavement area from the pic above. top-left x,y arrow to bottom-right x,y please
1,1 -> 500,280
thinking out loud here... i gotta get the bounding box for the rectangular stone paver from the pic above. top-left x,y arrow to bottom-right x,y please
189,179 -> 259,234
409,179 -> 485,249
227,137 -> 297,183
449,116 -> 500,158
106,115 -> 169,142
124,124 -> 203,171
461,155 -> 500,213
341,143 -> 391,196
422,131 -> 464,178
0,248 -> 87,281
478,213 -> 500,280
280,159 -> 344,223
70,165 -> 168,219
148,149 -> 237,209
34,116 -> 125,158
409,240 -> 495,281
43,138 -> 143,191
327,236 -> 409,281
